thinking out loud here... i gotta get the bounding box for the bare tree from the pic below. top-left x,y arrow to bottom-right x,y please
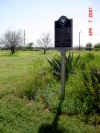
37,33 -> 52,54
0,30 -> 23,54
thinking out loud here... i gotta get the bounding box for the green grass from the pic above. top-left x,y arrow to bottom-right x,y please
0,50 -> 100,133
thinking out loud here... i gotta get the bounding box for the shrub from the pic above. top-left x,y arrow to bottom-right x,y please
24,86 -> 36,100
16,80 -> 37,100
25,42 -> 34,50
86,52 -> 95,60
94,43 -> 100,51
16,69 -> 51,101
77,66 -> 100,115
94,43 -> 100,48
85,43 -> 92,51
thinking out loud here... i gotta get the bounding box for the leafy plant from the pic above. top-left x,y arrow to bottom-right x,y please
47,53 -> 80,80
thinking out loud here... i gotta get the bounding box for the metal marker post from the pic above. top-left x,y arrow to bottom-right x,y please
55,16 -> 72,99
61,48 -> 66,100
52,48 -> 66,126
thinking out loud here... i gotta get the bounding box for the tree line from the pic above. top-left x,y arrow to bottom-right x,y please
0,30 -> 52,54
0,30 -> 100,55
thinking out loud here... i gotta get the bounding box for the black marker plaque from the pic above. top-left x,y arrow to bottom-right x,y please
55,16 -> 73,48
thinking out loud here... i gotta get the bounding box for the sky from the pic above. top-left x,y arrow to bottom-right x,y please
0,0 -> 100,47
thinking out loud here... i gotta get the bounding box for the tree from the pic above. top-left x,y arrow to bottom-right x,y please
0,30 -> 23,54
26,42 -> 34,50
37,33 -> 51,54
86,42 -> 92,51
94,43 -> 100,50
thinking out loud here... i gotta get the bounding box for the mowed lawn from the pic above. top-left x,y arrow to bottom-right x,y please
0,50 -> 100,133
0,50 -> 50,97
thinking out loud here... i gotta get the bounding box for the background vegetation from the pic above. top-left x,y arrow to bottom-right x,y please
0,50 -> 100,133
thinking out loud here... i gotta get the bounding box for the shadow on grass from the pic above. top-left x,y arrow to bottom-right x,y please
38,97 -> 65,133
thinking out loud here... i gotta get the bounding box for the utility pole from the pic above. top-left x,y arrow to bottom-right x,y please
79,31 -> 80,50
24,30 -> 26,46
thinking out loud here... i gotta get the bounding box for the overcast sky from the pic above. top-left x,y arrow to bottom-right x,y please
0,0 -> 100,47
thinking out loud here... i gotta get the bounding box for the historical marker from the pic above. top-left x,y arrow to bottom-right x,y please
55,16 -> 73,100
55,16 -> 73,48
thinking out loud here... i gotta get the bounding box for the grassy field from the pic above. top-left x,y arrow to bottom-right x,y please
0,50 -> 100,133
